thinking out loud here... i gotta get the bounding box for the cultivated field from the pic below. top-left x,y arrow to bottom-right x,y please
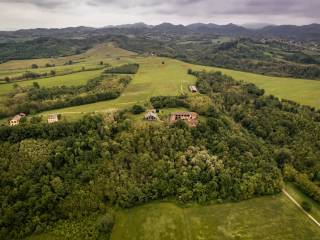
111,192 -> 320,240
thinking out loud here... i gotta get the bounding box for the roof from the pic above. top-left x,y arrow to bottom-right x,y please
11,115 -> 22,121
145,112 -> 158,118
171,112 -> 197,117
189,85 -> 198,91
48,114 -> 58,119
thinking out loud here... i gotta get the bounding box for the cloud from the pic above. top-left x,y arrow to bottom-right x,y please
0,0 -> 319,29
0,0 -> 67,8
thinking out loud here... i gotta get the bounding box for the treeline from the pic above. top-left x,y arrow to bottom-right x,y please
0,75 -> 131,118
150,95 -> 189,109
284,165 -> 320,203
0,65 -> 105,83
104,63 -> 140,74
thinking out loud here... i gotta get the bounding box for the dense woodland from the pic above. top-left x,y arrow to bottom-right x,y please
1,70 -> 320,239
0,38 -> 98,63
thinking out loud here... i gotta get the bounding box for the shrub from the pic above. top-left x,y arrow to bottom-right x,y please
301,201 -> 312,212
131,105 -> 145,114
97,213 -> 115,235
104,63 -> 139,74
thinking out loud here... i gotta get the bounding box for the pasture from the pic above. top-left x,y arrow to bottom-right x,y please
111,193 -> 320,240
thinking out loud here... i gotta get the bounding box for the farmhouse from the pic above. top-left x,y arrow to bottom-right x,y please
189,85 -> 198,93
169,112 -> 198,127
9,113 -> 26,126
145,111 -> 158,121
48,114 -> 59,124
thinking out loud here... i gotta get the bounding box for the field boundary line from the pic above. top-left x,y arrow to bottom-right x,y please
282,189 -> 320,227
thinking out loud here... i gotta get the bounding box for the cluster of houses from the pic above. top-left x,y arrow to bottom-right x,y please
143,85 -> 199,126
144,110 -> 198,127
9,113 -> 60,126
8,86 -> 199,127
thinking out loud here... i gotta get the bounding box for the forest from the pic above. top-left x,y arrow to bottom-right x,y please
1,70 -> 320,239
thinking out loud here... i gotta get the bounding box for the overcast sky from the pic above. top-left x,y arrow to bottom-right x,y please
0,0 -> 319,30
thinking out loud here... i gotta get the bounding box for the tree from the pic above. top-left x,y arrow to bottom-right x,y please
131,105 -> 145,114
275,148 -> 293,168
33,82 -> 40,89
50,70 -> 56,76
4,77 -> 10,83
301,201 -> 312,212
97,213 -> 115,236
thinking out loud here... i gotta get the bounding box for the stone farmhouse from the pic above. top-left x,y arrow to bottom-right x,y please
48,114 -> 59,124
9,113 -> 26,126
169,112 -> 198,127
145,110 -> 158,121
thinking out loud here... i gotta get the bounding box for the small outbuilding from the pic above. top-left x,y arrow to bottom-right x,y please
48,114 -> 59,124
189,85 -> 198,93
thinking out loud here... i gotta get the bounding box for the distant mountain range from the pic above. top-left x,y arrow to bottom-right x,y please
0,22 -> 320,41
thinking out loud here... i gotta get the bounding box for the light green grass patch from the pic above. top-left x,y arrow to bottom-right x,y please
190,64 -> 320,109
111,194 -> 320,240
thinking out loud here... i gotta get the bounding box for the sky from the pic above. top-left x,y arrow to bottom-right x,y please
0,0 -> 319,30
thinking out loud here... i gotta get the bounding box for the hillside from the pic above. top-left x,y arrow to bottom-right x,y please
1,44 -> 320,240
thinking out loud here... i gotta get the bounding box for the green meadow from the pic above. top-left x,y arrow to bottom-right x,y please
111,192 -> 320,240
27,185 -> 320,240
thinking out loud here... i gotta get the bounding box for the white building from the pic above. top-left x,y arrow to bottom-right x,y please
9,113 -> 26,126
189,85 -> 198,93
48,114 -> 59,124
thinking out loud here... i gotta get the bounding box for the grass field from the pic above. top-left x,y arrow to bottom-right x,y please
27,186 -> 320,240
111,193 -> 320,240
40,57 -> 196,117
0,70 -> 103,96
